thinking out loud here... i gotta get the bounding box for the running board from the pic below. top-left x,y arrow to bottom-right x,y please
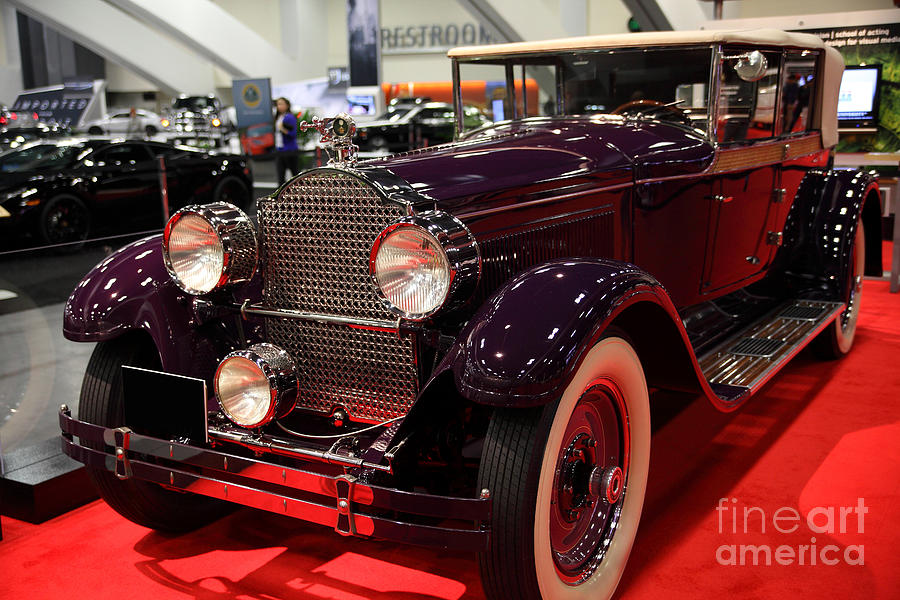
698,300 -> 844,396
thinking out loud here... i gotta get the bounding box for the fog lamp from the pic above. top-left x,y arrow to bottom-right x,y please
215,343 -> 298,428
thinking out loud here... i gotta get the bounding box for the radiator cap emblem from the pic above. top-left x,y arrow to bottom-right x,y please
300,112 -> 358,167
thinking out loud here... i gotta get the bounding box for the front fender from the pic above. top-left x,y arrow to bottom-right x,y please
63,235 -> 219,378
438,259 -> 691,407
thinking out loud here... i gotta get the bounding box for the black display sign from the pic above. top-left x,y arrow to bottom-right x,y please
347,0 -> 380,87
10,82 -> 94,127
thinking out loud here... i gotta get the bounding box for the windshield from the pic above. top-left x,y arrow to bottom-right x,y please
376,106 -> 413,121
173,97 -> 215,110
0,143 -> 85,172
456,47 -> 713,135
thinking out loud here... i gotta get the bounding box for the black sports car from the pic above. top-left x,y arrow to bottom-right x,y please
0,138 -> 252,249
356,102 -> 489,153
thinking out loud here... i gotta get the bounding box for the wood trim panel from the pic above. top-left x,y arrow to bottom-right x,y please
710,133 -> 823,174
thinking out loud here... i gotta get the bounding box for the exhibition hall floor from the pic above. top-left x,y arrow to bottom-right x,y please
1,252 -> 898,599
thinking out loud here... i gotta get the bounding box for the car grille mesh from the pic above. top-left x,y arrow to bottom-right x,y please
259,171 -> 419,422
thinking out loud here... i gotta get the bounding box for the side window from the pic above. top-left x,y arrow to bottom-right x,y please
93,144 -> 154,165
717,49 -> 781,143
781,50 -> 818,135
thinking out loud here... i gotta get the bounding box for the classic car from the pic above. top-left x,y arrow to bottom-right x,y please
356,100 -> 490,152
0,138 -> 252,248
160,94 -> 232,145
81,108 -> 163,137
59,29 -> 881,600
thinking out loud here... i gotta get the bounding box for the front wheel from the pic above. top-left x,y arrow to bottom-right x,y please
478,337 -> 651,600
79,335 -> 230,532
38,194 -> 91,251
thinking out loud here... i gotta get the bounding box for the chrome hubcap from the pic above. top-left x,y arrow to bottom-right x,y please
550,378 -> 629,584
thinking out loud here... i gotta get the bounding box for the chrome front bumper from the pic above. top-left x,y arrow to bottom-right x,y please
59,407 -> 490,551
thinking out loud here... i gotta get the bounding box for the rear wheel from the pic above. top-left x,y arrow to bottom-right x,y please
79,335 -> 230,532
145,125 -> 158,136
213,175 -> 251,209
814,218 -> 865,359
87,126 -> 103,135
478,337 -> 651,600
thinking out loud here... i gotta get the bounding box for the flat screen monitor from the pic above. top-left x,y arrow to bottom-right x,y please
347,94 -> 376,116
837,64 -> 881,129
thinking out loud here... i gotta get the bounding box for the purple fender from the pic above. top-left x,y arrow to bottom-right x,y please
63,235 -> 220,379
429,258 -> 746,411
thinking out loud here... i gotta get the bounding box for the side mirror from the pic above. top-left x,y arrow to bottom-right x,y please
731,51 -> 768,82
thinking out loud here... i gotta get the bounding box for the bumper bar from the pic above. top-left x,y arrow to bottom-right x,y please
59,407 -> 490,551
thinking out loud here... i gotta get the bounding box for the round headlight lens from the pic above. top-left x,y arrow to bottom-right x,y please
214,343 -> 298,429
165,213 -> 225,294
162,202 -> 257,295
215,356 -> 272,427
372,225 -> 450,319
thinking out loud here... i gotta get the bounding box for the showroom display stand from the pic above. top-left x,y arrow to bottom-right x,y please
0,438 -> 97,523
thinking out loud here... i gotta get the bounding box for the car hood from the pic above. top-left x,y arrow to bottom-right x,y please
365,116 -> 714,211
0,170 -> 54,194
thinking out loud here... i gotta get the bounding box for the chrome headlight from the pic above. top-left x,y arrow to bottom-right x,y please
214,343 -> 298,428
370,211 -> 480,320
162,202 -> 257,295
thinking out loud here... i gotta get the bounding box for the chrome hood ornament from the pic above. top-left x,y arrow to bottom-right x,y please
300,112 -> 358,166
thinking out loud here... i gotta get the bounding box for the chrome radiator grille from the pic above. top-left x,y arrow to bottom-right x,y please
259,171 -> 419,422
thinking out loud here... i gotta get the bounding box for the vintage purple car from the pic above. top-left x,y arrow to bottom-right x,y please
60,30 -> 880,600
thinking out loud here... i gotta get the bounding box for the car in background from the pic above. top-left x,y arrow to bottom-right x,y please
160,94 -> 232,145
0,138 -> 252,248
356,101 -> 489,152
0,109 -> 71,152
81,108 -> 163,137
240,122 -> 275,155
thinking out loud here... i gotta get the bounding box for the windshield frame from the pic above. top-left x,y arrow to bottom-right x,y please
452,44 -> 718,140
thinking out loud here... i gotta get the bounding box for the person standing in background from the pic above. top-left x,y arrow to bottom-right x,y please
274,97 -> 298,185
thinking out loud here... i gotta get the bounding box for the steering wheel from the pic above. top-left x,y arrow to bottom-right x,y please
610,99 -> 691,126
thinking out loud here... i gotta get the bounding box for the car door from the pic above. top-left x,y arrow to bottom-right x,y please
702,48 -> 782,294
87,143 -> 162,230
105,112 -> 131,134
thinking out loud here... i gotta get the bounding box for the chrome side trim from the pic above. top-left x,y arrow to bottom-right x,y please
456,182 -> 631,221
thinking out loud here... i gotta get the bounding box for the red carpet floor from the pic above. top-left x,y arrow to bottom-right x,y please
1,247 -> 898,600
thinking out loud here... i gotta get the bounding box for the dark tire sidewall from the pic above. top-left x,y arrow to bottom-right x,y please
38,194 -> 91,251
213,175 -> 251,210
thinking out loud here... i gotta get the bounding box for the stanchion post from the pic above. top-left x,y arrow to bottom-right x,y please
891,201 -> 900,293
158,156 -> 170,225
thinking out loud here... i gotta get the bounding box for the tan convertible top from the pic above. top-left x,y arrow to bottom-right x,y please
449,28 -> 843,148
